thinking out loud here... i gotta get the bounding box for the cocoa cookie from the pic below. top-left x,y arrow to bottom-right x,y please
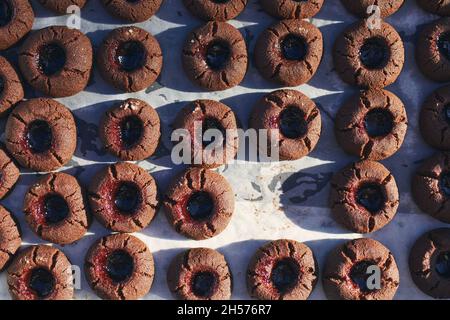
334,20 -> 404,88
254,19 -> 323,87
249,89 -> 321,161
5,98 -> 77,172
420,85 -> 450,150
409,228 -> 450,299
19,26 -> 93,98
101,0 -> 162,22
182,22 -> 247,91
38,0 -> 87,14
330,160 -> 399,233
183,0 -> 247,21
88,162 -> 159,233
23,173 -> 90,245
247,239 -> 318,300
97,26 -> 163,93
0,205 -> 21,271
0,56 -> 24,117
0,148 -> 19,199
100,98 -> 161,161
260,0 -> 324,19
335,89 -> 408,160
412,152 -> 450,223
0,0 -> 34,50
172,99 -> 238,168
7,245 -> 73,300
85,234 -> 154,300
163,167 -> 234,240
323,238 -> 399,300
340,0 -> 404,18
417,0 -> 450,16
167,248 -> 232,300
416,18 -> 450,83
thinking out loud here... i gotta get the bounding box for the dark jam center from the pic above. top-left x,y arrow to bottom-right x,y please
38,43 -> 67,76
43,194 -> 69,224
116,41 -> 146,72
205,40 -> 231,71
364,108 -> 394,138
202,117 -> 225,147
114,182 -> 141,215
192,271 -> 217,298
436,251 -> 450,278
279,106 -> 308,139
0,0 -> 13,27
444,104 -> 450,124
271,258 -> 300,294
26,120 -> 52,154
440,172 -> 450,197
28,268 -> 55,299
211,0 -> 230,3
106,250 -> 134,283
186,191 -> 214,221
438,32 -> 450,61
281,35 -> 307,61
120,116 -> 143,149
0,76 -> 5,95
349,260 -> 376,293
356,183 -> 385,213
359,37 -> 389,69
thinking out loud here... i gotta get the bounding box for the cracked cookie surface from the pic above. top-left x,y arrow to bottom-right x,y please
101,0 -> 162,22
7,245 -> 73,300
409,228 -> 450,299
19,26 -> 93,97
167,247 -> 232,300
0,0 -> 34,50
260,0 -> 323,19
38,0 -> 87,14
254,19 -> 323,87
247,239 -> 318,300
249,89 -> 321,161
24,172 -> 90,245
0,205 -> 21,271
182,21 -> 247,91
183,0 -> 247,21
417,0 -> 450,16
0,56 -> 24,117
333,20 -> 404,88
329,160 -> 399,233
88,162 -> 159,233
335,88 -> 407,160
340,0 -> 404,18
163,167 -> 234,240
0,148 -> 19,200
5,98 -> 77,172
323,238 -> 399,300
85,233 -> 154,300
97,26 -> 163,92
100,98 -> 161,161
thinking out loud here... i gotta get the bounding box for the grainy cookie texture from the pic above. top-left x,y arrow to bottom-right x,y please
38,0 -> 87,14
247,239 -> 318,300
335,89 -> 407,160
409,228 -> 450,299
7,245 -> 73,300
330,160 -> 399,233
23,173 -> 90,245
85,234 -> 154,300
172,99 -> 238,168
100,98 -> 161,161
260,0 -> 324,19
163,167 -> 234,240
340,0 -> 404,18
0,205 -> 21,271
334,20 -> 404,88
19,26 -> 93,97
412,152 -> 450,223
88,162 -> 159,233
101,0 -> 163,22
417,0 -> 450,16
0,148 -> 19,200
167,248 -> 232,300
323,238 -> 399,300
183,0 -> 247,21
97,26 -> 163,92
254,19 -> 323,87
0,0 -> 34,50
182,21 -> 248,91
5,98 -> 77,172
0,56 -> 24,117
420,85 -> 450,150
249,89 -> 321,161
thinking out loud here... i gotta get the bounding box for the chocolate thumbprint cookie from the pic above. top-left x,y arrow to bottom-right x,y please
0,0 -> 34,50
101,0 -> 163,22
260,0 -> 324,19
340,0 -> 404,18
0,205 -> 21,271
0,56 -> 24,117
183,0 -> 247,21
38,0 -> 87,15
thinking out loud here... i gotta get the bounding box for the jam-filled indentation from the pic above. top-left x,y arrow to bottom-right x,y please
270,258 -> 300,294
0,76 -> 5,95
438,32 -> 450,61
38,43 -> 67,76
26,120 -> 53,154
356,183 -> 385,213
364,108 -> 394,138
186,191 -> 214,221
116,41 -> 147,72
201,117 -> 226,147
359,37 -> 389,69
28,268 -> 55,299
120,116 -> 143,149
435,251 -> 450,279
191,271 -> 217,298
349,260 -> 377,292
106,250 -> 134,283
205,40 -> 231,71
279,106 -> 308,139
440,172 -> 450,197
0,0 -> 13,27
114,182 -> 141,215
281,34 -> 307,61
43,194 -> 69,225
